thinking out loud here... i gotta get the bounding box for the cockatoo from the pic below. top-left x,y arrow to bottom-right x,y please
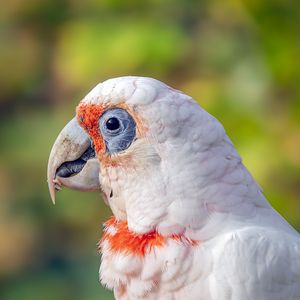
47,77 -> 300,300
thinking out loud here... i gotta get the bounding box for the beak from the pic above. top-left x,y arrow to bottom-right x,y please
47,117 -> 100,204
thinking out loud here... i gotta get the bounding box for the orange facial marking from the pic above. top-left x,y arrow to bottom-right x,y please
100,217 -> 199,256
76,103 -> 106,153
76,101 -> 149,168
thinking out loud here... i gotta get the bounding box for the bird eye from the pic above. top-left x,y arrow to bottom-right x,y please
99,108 -> 136,154
106,117 -> 120,131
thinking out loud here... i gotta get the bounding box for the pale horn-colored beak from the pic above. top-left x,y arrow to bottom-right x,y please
47,117 -> 100,204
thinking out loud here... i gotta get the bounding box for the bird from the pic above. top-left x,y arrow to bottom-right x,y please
47,76 -> 300,300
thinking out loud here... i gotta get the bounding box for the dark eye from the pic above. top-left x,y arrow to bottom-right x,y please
99,108 -> 136,154
106,117 -> 120,131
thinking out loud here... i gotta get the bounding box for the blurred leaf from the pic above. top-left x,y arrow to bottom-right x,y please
54,20 -> 187,88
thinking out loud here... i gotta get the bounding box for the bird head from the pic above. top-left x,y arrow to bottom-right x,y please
47,76 -> 267,236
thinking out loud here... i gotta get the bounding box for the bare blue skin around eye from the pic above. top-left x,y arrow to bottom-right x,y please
99,108 -> 136,154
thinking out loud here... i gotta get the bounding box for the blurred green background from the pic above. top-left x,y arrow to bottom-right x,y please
0,0 -> 300,299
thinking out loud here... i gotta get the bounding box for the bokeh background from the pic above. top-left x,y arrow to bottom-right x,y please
1,1 -> 300,299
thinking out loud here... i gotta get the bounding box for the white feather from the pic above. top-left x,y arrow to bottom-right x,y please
79,76 -> 300,299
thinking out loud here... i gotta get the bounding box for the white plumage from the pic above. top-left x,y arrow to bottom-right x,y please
48,76 -> 300,300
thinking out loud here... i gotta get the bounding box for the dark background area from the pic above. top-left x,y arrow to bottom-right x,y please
0,1 -> 300,299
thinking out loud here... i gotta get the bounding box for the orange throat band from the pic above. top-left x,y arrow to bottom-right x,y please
100,217 -> 198,256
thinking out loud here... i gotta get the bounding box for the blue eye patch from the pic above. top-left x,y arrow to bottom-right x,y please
99,108 -> 136,154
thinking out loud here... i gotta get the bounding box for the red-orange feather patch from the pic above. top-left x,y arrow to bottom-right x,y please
100,217 -> 198,256
76,103 -> 106,153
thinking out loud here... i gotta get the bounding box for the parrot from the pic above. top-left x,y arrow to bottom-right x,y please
47,76 -> 300,300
